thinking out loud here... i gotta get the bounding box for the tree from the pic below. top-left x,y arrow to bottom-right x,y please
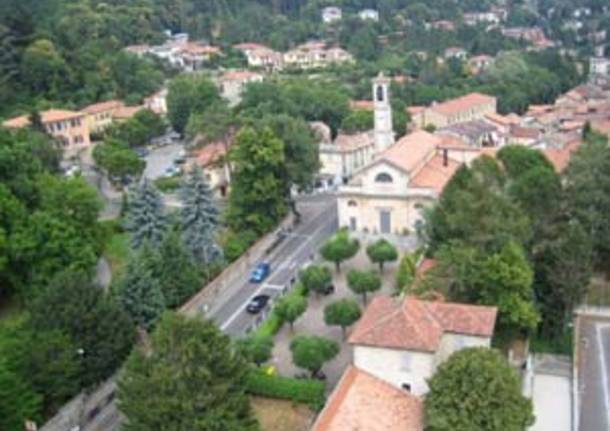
29,271 -> 135,388
274,294 -> 308,331
366,238 -> 398,271
0,360 -> 41,431
425,348 -> 534,431
227,127 -> 288,235
395,252 -> 418,293
156,230 -> 203,308
116,246 -> 166,331
341,109 -> 374,133
324,299 -> 361,339
290,335 -> 339,377
347,269 -> 382,304
20,39 -> 67,93
93,139 -> 146,180
179,166 -> 222,265
299,265 -> 332,296
167,75 -> 221,134
118,312 -> 258,431
564,134 -> 610,263
125,179 -> 166,249
320,229 -> 359,272
236,335 -> 273,367
186,100 -> 236,145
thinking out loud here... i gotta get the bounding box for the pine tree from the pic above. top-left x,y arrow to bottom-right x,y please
116,245 -> 166,331
125,179 -> 166,249
157,230 -> 203,308
179,166 -> 222,264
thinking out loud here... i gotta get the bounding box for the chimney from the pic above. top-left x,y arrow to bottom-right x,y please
443,148 -> 449,167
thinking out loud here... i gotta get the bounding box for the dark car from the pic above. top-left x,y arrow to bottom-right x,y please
321,284 -> 335,295
246,295 -> 270,314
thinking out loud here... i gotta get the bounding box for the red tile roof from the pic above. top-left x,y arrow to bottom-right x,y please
312,366 -> 423,431
349,296 -> 497,352
220,70 -> 263,82
234,42 -> 269,51
543,139 -> 582,173
196,142 -> 229,166
432,93 -> 496,116
410,153 -> 461,193
3,109 -> 84,128
81,100 -> 125,115
380,130 -> 440,173
350,100 -> 374,110
112,106 -> 144,121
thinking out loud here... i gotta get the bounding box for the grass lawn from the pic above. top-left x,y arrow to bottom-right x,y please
103,231 -> 131,280
251,397 -> 315,431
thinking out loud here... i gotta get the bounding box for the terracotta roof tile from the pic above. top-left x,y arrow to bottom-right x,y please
349,296 -> 497,352
334,131 -> 375,151
312,366 -> 423,431
220,70 -> 263,82
350,100 -> 374,110
410,153 -> 461,193
380,130 -> 439,173
196,142 -> 229,166
3,109 -> 84,128
431,93 -> 496,116
81,100 -> 125,114
112,106 -> 144,120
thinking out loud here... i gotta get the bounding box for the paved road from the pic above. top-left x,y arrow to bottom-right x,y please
75,193 -> 338,431
212,196 -> 338,337
578,315 -> 610,431
143,143 -> 184,180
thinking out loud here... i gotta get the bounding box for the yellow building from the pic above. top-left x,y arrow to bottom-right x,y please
3,109 -> 91,154
410,93 -> 497,129
81,100 -> 125,134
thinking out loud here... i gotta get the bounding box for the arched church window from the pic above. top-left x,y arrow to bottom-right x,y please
376,85 -> 384,102
348,200 -> 358,207
375,172 -> 393,183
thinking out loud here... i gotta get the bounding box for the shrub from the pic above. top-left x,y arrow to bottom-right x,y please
244,369 -> 325,410
154,176 -> 182,192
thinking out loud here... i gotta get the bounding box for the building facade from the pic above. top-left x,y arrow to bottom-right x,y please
410,92 -> 497,129
81,100 -> 125,134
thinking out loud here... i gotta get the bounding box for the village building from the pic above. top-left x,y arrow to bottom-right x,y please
463,11 -> 501,26
144,88 -> 168,116
444,47 -> 468,61
178,42 -> 221,71
337,130 -> 462,235
283,42 -> 353,69
437,120 -> 503,148
112,106 -> 144,123
322,6 -> 342,24
218,70 -> 264,106
3,109 -> 91,154
409,93 -> 497,130
358,9 -> 379,21
234,43 -> 284,70
589,56 -> 610,86
428,20 -> 455,31
194,142 -> 232,197
468,54 -> 494,74
81,100 -> 125,135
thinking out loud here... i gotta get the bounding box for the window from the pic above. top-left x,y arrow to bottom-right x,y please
401,383 -> 412,392
347,200 -> 358,207
400,353 -> 412,371
375,172 -> 393,183
414,203 -> 424,210
376,85 -> 384,102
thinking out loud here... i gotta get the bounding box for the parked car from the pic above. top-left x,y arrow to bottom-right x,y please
173,155 -> 187,165
246,294 -> 270,314
249,262 -> 271,283
164,166 -> 180,177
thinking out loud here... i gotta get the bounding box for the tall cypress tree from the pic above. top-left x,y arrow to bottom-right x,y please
179,166 -> 222,265
125,179 -> 166,249
116,245 -> 166,331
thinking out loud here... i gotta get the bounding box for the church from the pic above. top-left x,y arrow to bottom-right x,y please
337,74 -> 465,236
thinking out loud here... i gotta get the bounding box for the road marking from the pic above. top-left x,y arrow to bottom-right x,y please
220,285 -> 267,331
264,284 -> 286,291
596,323 -> 610,429
283,233 -> 311,239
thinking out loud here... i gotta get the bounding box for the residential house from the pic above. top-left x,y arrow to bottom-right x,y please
81,100 -> 125,135
318,130 -> 376,183
501,27 -> 555,50
349,295 -> 497,395
179,43 -> 221,71
234,43 -> 283,70
112,106 -> 144,123
3,109 -> 91,154
194,142 -> 231,197
444,47 -> 468,60
283,42 -> 352,69
468,54 -> 494,74
338,131 -> 461,234
410,93 -> 497,130
428,20 -> 455,31
484,112 -> 521,135
589,57 -> 610,86
437,120 -> 503,148
219,70 -> 264,106
322,6 -> 342,24
358,9 -> 379,21
463,11 -> 501,26
311,366 -> 423,431
508,126 -> 542,146
144,88 -> 168,116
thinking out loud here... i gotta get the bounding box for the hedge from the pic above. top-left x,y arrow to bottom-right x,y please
251,283 -> 309,338
245,369 -> 325,410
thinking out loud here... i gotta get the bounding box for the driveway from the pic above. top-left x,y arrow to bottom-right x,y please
270,240 -> 415,392
143,143 -> 185,180
529,355 -> 572,431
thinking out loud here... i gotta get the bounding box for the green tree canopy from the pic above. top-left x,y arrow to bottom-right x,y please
366,238 -> 398,271
236,335 -> 273,367
347,269 -> 382,304
93,139 -> 146,180
320,229 -> 359,272
167,74 -> 221,134
299,265 -> 332,296
274,293 -> 308,331
425,348 -> 534,431
118,312 -> 259,431
324,299 -> 361,339
290,335 -> 339,377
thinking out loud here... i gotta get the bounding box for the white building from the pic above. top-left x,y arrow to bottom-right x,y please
589,57 -> 610,86
219,70 -> 264,106
322,6 -> 342,24
349,296 -> 497,396
234,43 -> 284,70
359,9 -> 379,21
144,88 -> 168,116
373,72 -> 395,152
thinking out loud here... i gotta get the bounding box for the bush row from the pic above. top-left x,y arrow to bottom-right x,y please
251,283 -> 308,338
245,369 -> 325,410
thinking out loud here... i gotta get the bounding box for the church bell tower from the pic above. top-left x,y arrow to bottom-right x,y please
373,72 -> 395,152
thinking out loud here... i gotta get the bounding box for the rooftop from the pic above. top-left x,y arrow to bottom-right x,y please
350,100 -> 374,111
438,120 -> 498,141
380,130 -> 440,173
3,109 -> 84,128
410,153 -> 461,193
431,93 -> 496,116
196,141 -> 229,166
81,100 -> 125,115
311,366 -> 423,431
333,131 -> 375,152
220,70 -> 263,82
112,106 -> 144,121
349,296 -> 497,352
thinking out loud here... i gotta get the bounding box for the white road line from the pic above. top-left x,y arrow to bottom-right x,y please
596,323 -> 610,429
264,284 -> 286,291
220,284 -> 266,331
283,233 -> 311,239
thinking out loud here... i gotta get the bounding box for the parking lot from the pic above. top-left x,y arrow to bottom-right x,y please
143,142 -> 186,180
